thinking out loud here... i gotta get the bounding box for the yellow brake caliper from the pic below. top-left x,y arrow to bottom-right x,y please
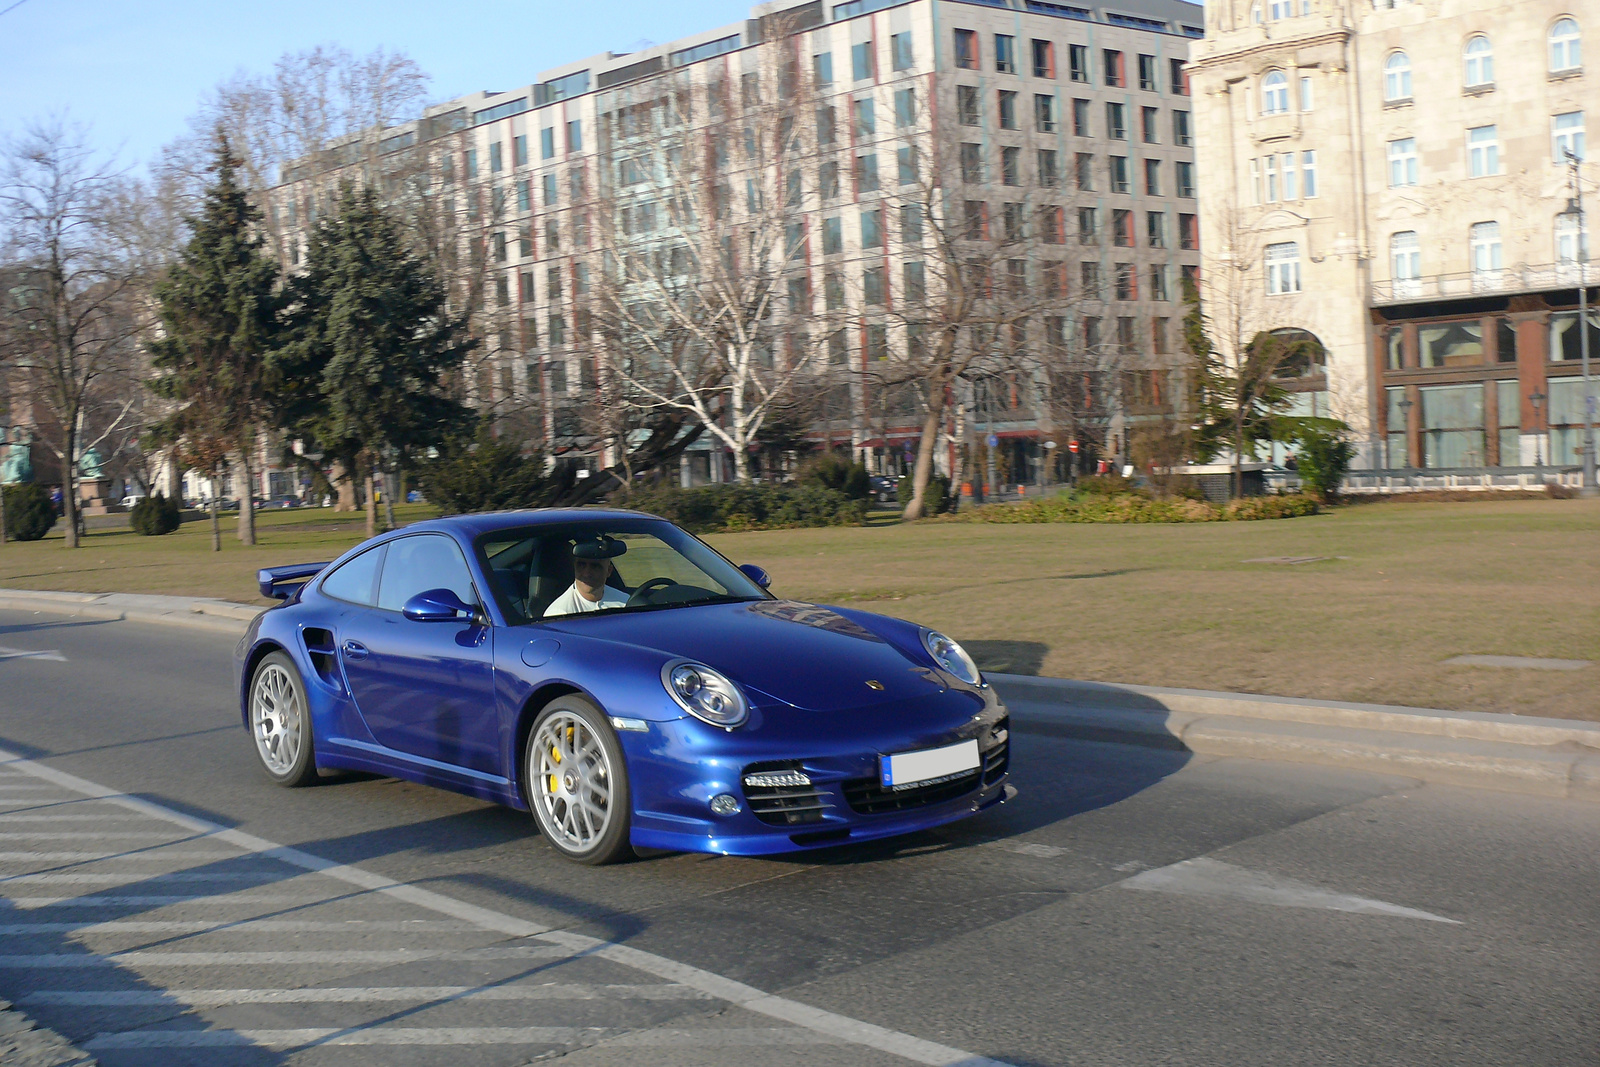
547,725 -> 571,795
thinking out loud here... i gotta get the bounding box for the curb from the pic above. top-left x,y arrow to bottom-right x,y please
1,589 -> 1594,802
991,674 -> 1600,803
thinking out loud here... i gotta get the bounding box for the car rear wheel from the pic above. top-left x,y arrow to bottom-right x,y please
249,652 -> 317,787
526,695 -> 632,865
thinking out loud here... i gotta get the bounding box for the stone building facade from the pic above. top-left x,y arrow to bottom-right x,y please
1191,0 -> 1599,476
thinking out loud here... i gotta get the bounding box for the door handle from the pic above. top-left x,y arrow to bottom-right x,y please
341,640 -> 369,660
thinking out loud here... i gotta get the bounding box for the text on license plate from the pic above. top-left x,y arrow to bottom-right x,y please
880,739 -> 980,790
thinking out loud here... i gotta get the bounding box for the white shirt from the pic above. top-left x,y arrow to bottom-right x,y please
544,583 -> 630,617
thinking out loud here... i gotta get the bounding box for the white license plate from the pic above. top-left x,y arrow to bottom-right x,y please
880,739 -> 980,790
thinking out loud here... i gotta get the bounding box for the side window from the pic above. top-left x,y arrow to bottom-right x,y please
319,546 -> 383,606
377,535 -> 480,612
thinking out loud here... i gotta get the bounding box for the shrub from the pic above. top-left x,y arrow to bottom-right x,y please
1224,494 -> 1319,520
797,453 -> 870,500
1075,474 -> 1137,496
1293,426 -> 1356,502
4,484 -> 55,541
896,473 -> 953,515
623,483 -> 868,532
955,490 -> 1317,525
129,493 -> 181,536
417,430 -> 565,514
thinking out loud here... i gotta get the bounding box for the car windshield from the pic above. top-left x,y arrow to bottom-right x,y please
476,518 -> 769,625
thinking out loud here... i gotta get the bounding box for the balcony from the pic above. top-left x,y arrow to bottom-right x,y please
1371,262 -> 1593,307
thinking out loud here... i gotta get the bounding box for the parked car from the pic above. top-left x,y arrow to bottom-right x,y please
241,510 -> 1012,865
118,493 -> 147,510
256,496 -> 301,510
868,475 -> 898,504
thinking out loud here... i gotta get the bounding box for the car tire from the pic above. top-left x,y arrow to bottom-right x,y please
248,651 -> 318,787
525,695 -> 633,865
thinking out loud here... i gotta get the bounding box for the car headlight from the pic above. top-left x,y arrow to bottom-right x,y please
661,660 -> 749,728
922,630 -> 982,686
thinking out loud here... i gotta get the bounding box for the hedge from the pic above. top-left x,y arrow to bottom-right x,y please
130,493 -> 182,536
955,491 -> 1318,524
619,483 -> 868,533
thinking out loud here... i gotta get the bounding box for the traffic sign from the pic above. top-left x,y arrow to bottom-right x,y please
1067,440 -> 1080,453
986,434 -> 999,447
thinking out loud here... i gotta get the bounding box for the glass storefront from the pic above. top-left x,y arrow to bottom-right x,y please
1419,383 -> 1484,468
1496,380 -> 1520,466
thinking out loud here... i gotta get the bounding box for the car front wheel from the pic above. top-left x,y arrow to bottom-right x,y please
526,695 -> 632,865
249,651 -> 317,786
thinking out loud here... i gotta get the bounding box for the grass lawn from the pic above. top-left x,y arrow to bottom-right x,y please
2,497 -> 1595,720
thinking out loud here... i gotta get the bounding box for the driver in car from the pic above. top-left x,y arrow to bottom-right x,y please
544,536 -> 630,617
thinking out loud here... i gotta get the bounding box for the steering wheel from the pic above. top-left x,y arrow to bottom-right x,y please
626,576 -> 679,607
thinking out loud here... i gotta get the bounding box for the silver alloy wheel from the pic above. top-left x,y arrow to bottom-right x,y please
251,662 -> 302,776
531,710 -> 613,853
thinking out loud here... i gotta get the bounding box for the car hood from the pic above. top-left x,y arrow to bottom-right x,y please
539,599 -> 942,712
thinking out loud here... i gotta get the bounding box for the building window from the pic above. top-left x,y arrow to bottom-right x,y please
1554,110 -> 1586,162
1070,44 -> 1090,82
1001,146 -> 1021,185
960,142 -> 983,183
852,40 -> 875,81
998,90 -> 1018,129
822,216 -> 842,254
1110,155 -> 1129,193
1145,159 -> 1162,195
1176,161 -> 1195,197
825,272 -> 845,311
1105,49 -> 1125,87
567,120 -> 582,152
542,174 -> 558,205
964,201 -> 987,239
898,145 -> 918,185
1179,212 -> 1197,249
1138,54 -> 1158,91
1003,202 -> 1025,240
1555,211 -> 1588,265
861,208 -> 883,247
1173,109 -> 1192,145
814,51 -> 833,85
853,97 -> 876,136
1468,124 -> 1499,177
1470,221 -> 1502,276
1170,58 -> 1189,95
1262,70 -> 1289,115
1078,207 -> 1098,243
1150,264 -> 1170,300
1387,138 -> 1418,186
1036,94 -> 1057,132
1391,230 -> 1421,294
819,160 -> 840,199
1142,106 -> 1159,142
1033,39 -> 1055,79
1039,148 -> 1059,186
1264,154 -> 1280,201
1384,52 -> 1412,102
1300,76 -> 1314,111
901,203 -> 923,243
1073,98 -> 1091,136
1075,152 -> 1094,190
895,87 -> 917,127
1082,264 -> 1102,299
1115,263 -> 1138,300
904,261 -> 926,303
817,106 -> 837,145
855,153 -> 880,192
1419,383 -> 1486,467
1113,208 -> 1134,245
958,85 -> 980,125
1107,102 -> 1127,139
1550,17 -> 1582,74
954,29 -> 978,70
1549,310 -> 1600,360
1265,241 -> 1301,294
891,32 -> 914,71
489,141 -> 504,173
1147,212 -> 1166,247
1041,205 -> 1066,243
863,267 -> 885,305
1302,150 -> 1318,197
995,34 -> 1016,74
541,127 -> 555,159
1464,35 -> 1494,88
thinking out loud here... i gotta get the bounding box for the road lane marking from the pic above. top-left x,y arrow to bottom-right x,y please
0,742 -> 1017,1067
0,871 -> 296,884
26,983 -> 713,1006
1120,857 -> 1463,923
0,850 -> 242,860
0,814 -> 158,822
0,646 -> 67,663
0,832 -> 197,840
8,894 -> 351,908
86,1027 -> 593,1049
0,919 -> 487,934
0,945 -> 577,968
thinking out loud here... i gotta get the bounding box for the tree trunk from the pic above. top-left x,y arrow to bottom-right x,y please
365,464 -> 378,540
0,486 -> 8,546
209,495 -> 221,552
236,443 -> 257,545
62,429 -> 80,549
332,460 -> 358,511
902,392 -> 947,521
383,463 -> 397,532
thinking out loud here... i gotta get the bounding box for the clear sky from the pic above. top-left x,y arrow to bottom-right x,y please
0,0 -> 754,169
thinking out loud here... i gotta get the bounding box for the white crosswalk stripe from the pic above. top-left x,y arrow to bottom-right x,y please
0,919 -> 485,934
6,893 -> 350,908
26,983 -> 714,1006
0,944 -> 578,967
0,850 -> 242,860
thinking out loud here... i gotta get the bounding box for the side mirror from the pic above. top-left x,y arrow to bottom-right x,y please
738,563 -> 772,590
403,588 -> 479,622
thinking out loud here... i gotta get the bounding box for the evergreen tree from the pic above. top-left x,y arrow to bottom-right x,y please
276,185 -> 474,537
147,136 -> 280,549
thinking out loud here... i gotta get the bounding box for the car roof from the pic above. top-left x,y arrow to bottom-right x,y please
399,507 -> 664,539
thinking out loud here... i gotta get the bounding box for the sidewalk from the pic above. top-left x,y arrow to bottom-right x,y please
1,587 -> 1595,802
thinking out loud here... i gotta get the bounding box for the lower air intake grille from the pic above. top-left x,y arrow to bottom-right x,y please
842,767 -> 982,815
983,718 -> 1010,786
742,761 -> 830,826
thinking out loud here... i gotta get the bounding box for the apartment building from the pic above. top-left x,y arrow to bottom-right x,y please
268,0 -> 1202,484
1191,0 -> 1599,477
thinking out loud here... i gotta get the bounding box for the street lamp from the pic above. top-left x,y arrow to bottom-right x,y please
1531,391 -> 1547,471
1564,150 -> 1599,495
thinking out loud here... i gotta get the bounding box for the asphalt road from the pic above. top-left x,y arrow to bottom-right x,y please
0,608 -> 1593,1067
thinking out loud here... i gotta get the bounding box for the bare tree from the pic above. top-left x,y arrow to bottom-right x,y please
0,121 -> 149,548
587,18 -> 824,484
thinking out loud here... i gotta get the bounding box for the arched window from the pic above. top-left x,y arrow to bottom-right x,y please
1463,36 -> 1494,87
1271,328 -> 1327,378
1250,1 -> 1263,25
1384,52 -> 1412,101
1262,70 -> 1289,115
1550,17 -> 1582,73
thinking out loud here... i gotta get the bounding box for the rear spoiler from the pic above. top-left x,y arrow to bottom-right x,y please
258,562 -> 331,600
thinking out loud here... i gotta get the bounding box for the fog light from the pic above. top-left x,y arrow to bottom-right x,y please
710,794 -> 741,816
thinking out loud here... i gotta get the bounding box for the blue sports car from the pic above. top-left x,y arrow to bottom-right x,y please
235,510 -> 1012,864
